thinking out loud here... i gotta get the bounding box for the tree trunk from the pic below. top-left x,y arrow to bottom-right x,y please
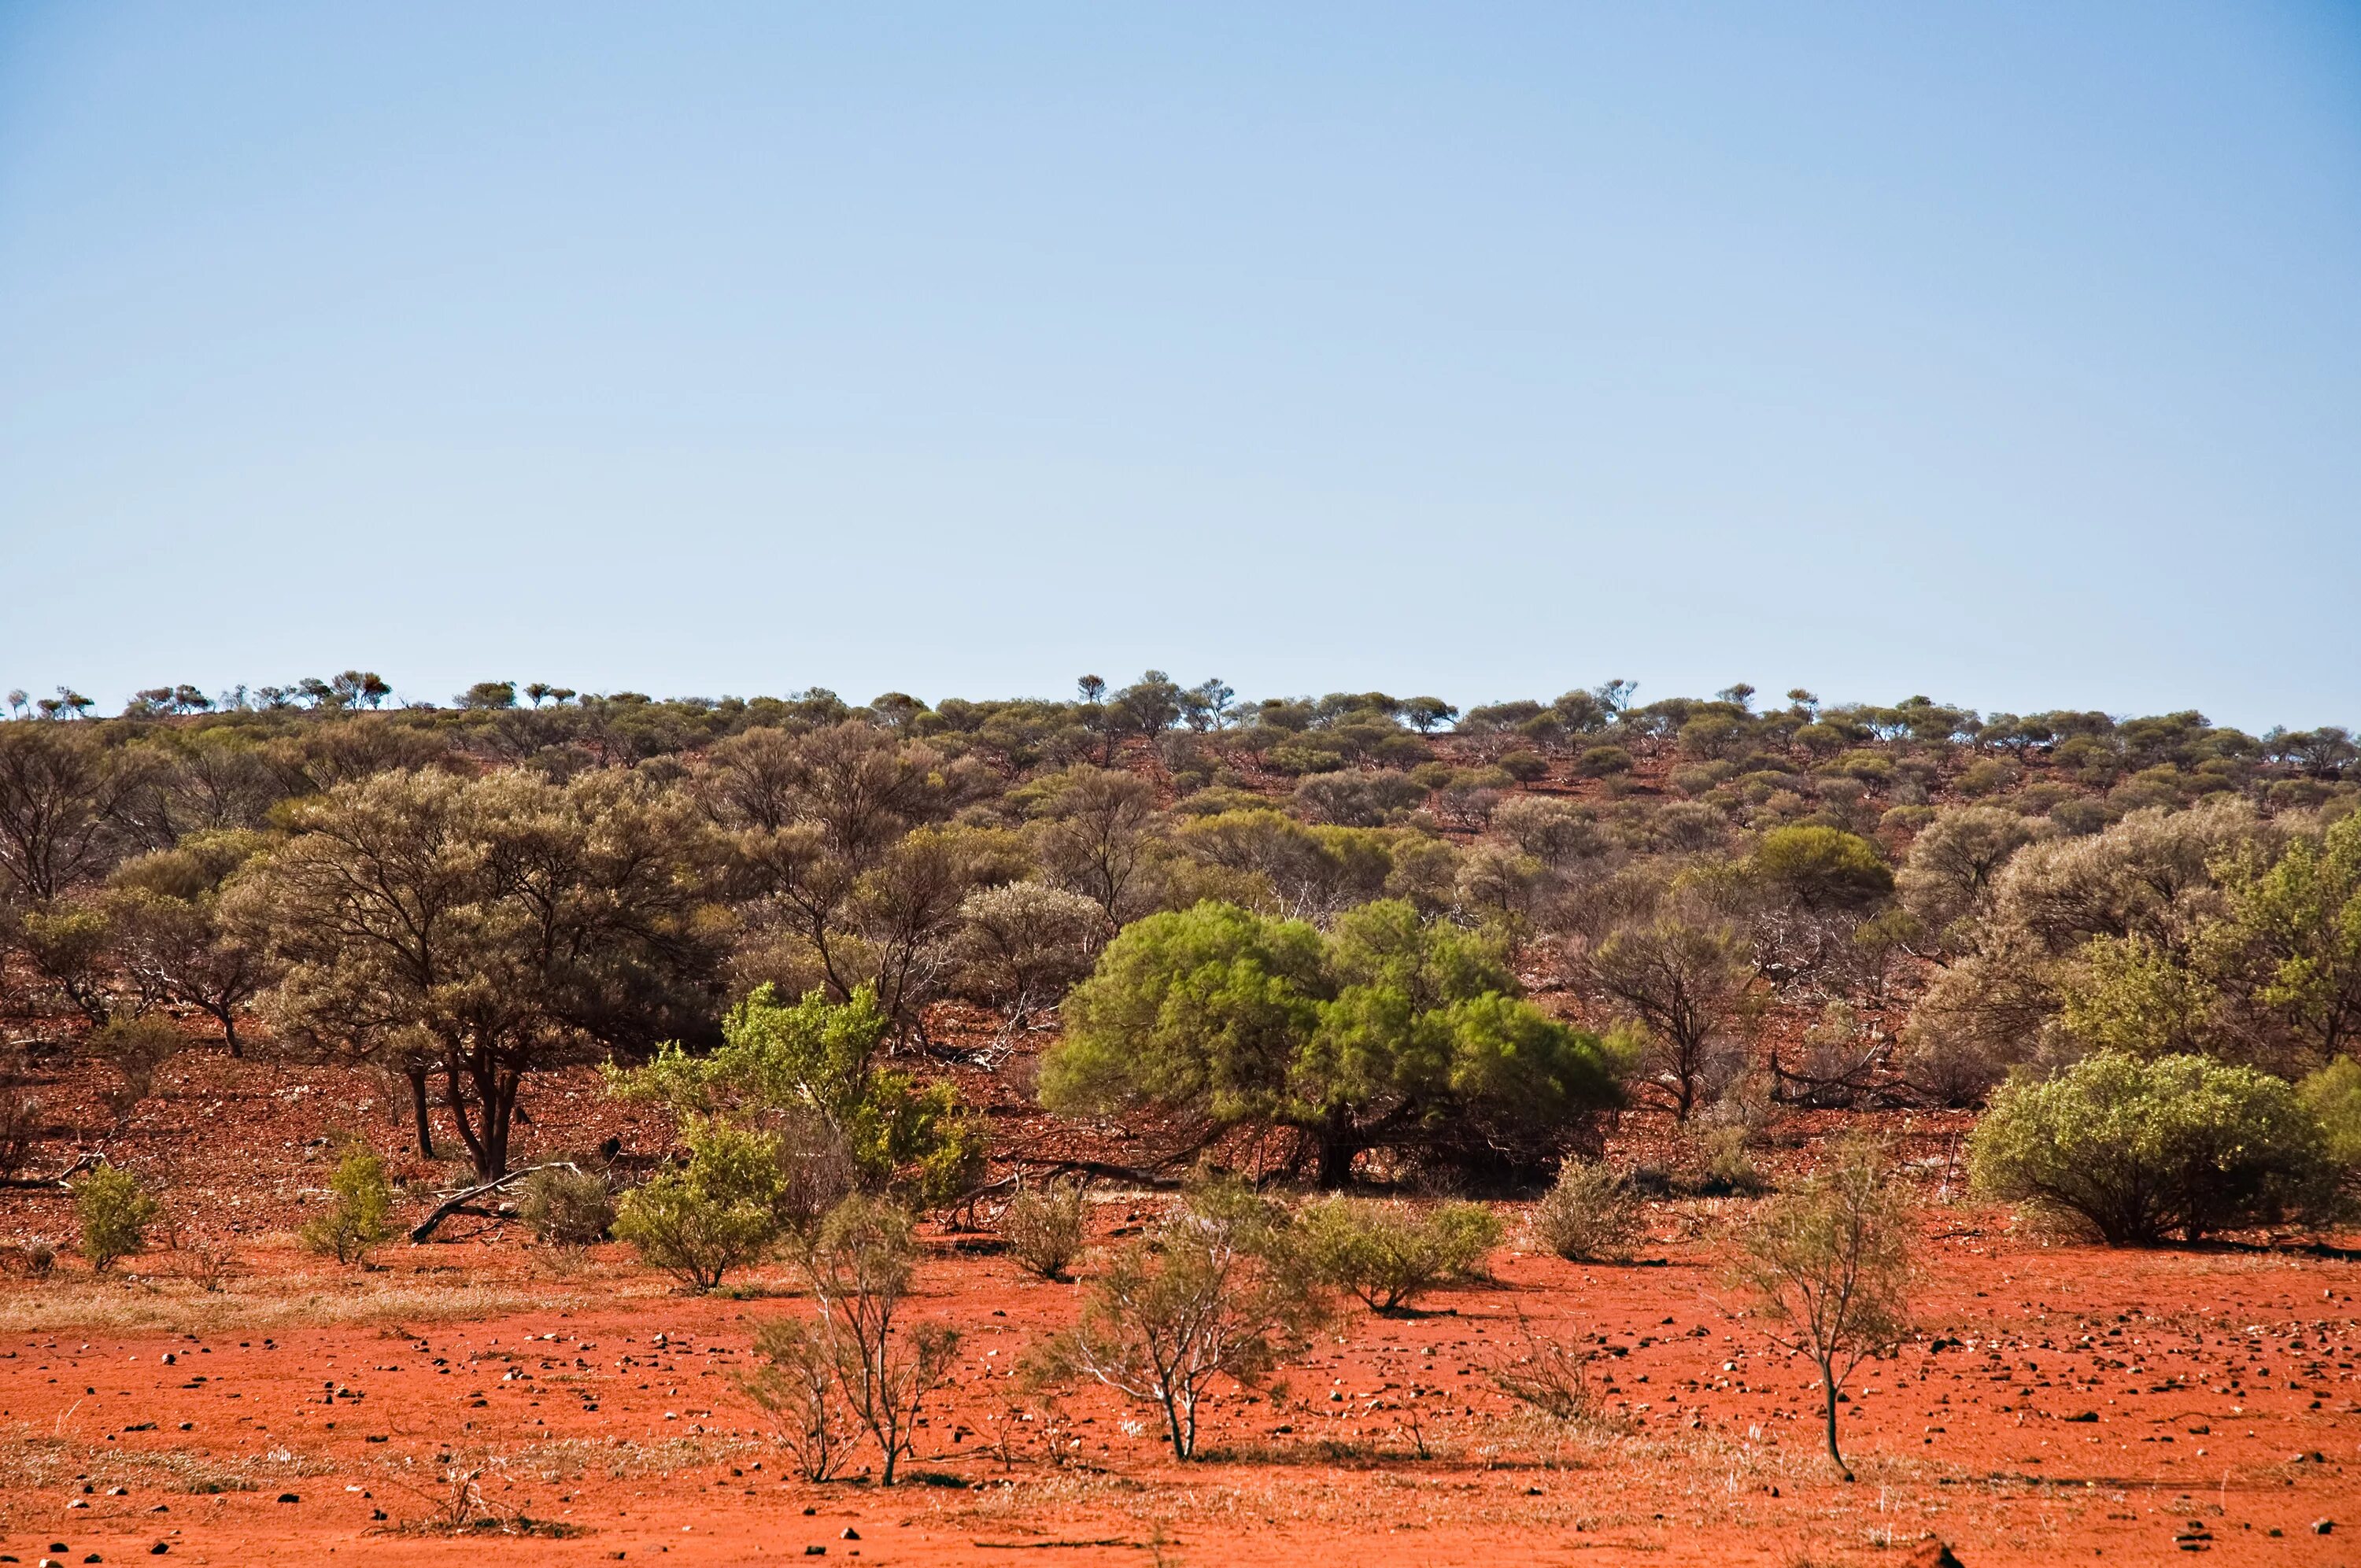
406,1063 -> 435,1159
1822,1366 -> 1846,1474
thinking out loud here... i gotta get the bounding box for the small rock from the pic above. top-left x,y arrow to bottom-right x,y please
841,1529 -> 860,1540
147,1548 -> 168,1558
275,1493 -> 299,1504
2314,1520 -> 2334,1536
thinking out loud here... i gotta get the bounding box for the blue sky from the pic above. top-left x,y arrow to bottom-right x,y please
2,3 -> 2356,729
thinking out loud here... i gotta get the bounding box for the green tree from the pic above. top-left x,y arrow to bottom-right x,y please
241,768 -> 723,1178
1043,900 -> 1620,1182
613,983 -> 984,1208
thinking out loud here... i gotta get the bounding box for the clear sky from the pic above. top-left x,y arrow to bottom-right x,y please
2,3 -> 2356,730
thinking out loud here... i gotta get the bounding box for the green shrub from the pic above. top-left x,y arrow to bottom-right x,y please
614,1120 -> 800,1292
522,1166 -> 616,1247
1298,1197 -> 1502,1313
74,1165 -> 160,1273
1497,751 -> 1548,784
298,1142 -> 397,1266
1531,1158 -> 1641,1262
2298,1057 -> 2361,1183
1970,1053 -> 2335,1244
1574,745 -> 1633,779
1000,1178 -> 1088,1281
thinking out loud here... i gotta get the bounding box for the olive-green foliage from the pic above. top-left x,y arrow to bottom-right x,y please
1530,1157 -> 1642,1262
613,983 -> 984,1209
521,1167 -> 617,1247
1749,825 -> 1894,911
1000,1177 -> 1088,1281
2213,810 -> 2361,1064
1970,1053 -> 2334,1243
73,1164 -> 159,1273
298,1141 -> 397,1266
613,1119 -> 804,1292
2296,1057 -> 2361,1179
1043,899 -> 1623,1182
1298,1197 -> 1501,1313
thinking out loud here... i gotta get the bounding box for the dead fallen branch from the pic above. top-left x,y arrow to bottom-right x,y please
408,1163 -> 583,1244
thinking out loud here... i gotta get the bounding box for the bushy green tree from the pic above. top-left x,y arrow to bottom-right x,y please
1970,1052 -> 2334,1243
613,983 -> 984,1208
1042,900 -> 1621,1182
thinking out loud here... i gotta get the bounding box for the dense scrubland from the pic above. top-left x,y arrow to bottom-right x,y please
0,672 -> 2356,1564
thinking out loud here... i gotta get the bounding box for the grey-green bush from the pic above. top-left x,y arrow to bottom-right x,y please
523,1166 -> 617,1248
1000,1177 -> 1088,1280
1531,1158 -> 1641,1262
1298,1197 -> 1502,1313
1969,1052 -> 2335,1244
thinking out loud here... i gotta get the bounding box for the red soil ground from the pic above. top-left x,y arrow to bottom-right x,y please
0,1058 -> 2356,1566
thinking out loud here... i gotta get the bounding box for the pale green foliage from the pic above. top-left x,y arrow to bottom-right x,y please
2058,933 -> 2218,1056
614,984 -> 983,1209
1732,1138 -> 1911,1474
613,1119 -> 805,1292
1531,1157 -> 1642,1262
74,1164 -> 160,1273
1970,1052 -> 2333,1243
299,1142 -> 397,1266
2295,1057 -> 2361,1185
1297,1197 -> 1502,1313
2213,810 -> 2361,1063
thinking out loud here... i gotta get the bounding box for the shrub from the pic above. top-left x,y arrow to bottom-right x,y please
1497,751 -> 1549,784
1029,1175 -> 1323,1460
74,1165 -> 159,1272
23,1238 -> 56,1278
1733,1137 -> 1911,1475
1686,1123 -> 1764,1194
91,1015 -> 181,1117
1001,1178 -> 1088,1281
1970,1053 -> 2335,1244
298,1142 -> 397,1266
796,1194 -> 960,1486
0,1089 -> 38,1181
1486,1314 -> 1607,1425
1299,1198 -> 1502,1313
522,1167 -> 616,1248
1531,1158 -> 1641,1262
614,1120 -> 801,1293
2297,1057 -> 2361,1187
1574,745 -> 1633,779
741,1317 -> 854,1481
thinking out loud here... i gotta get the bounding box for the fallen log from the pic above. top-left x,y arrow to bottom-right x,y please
0,1151 -> 102,1190
408,1161 -> 584,1243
